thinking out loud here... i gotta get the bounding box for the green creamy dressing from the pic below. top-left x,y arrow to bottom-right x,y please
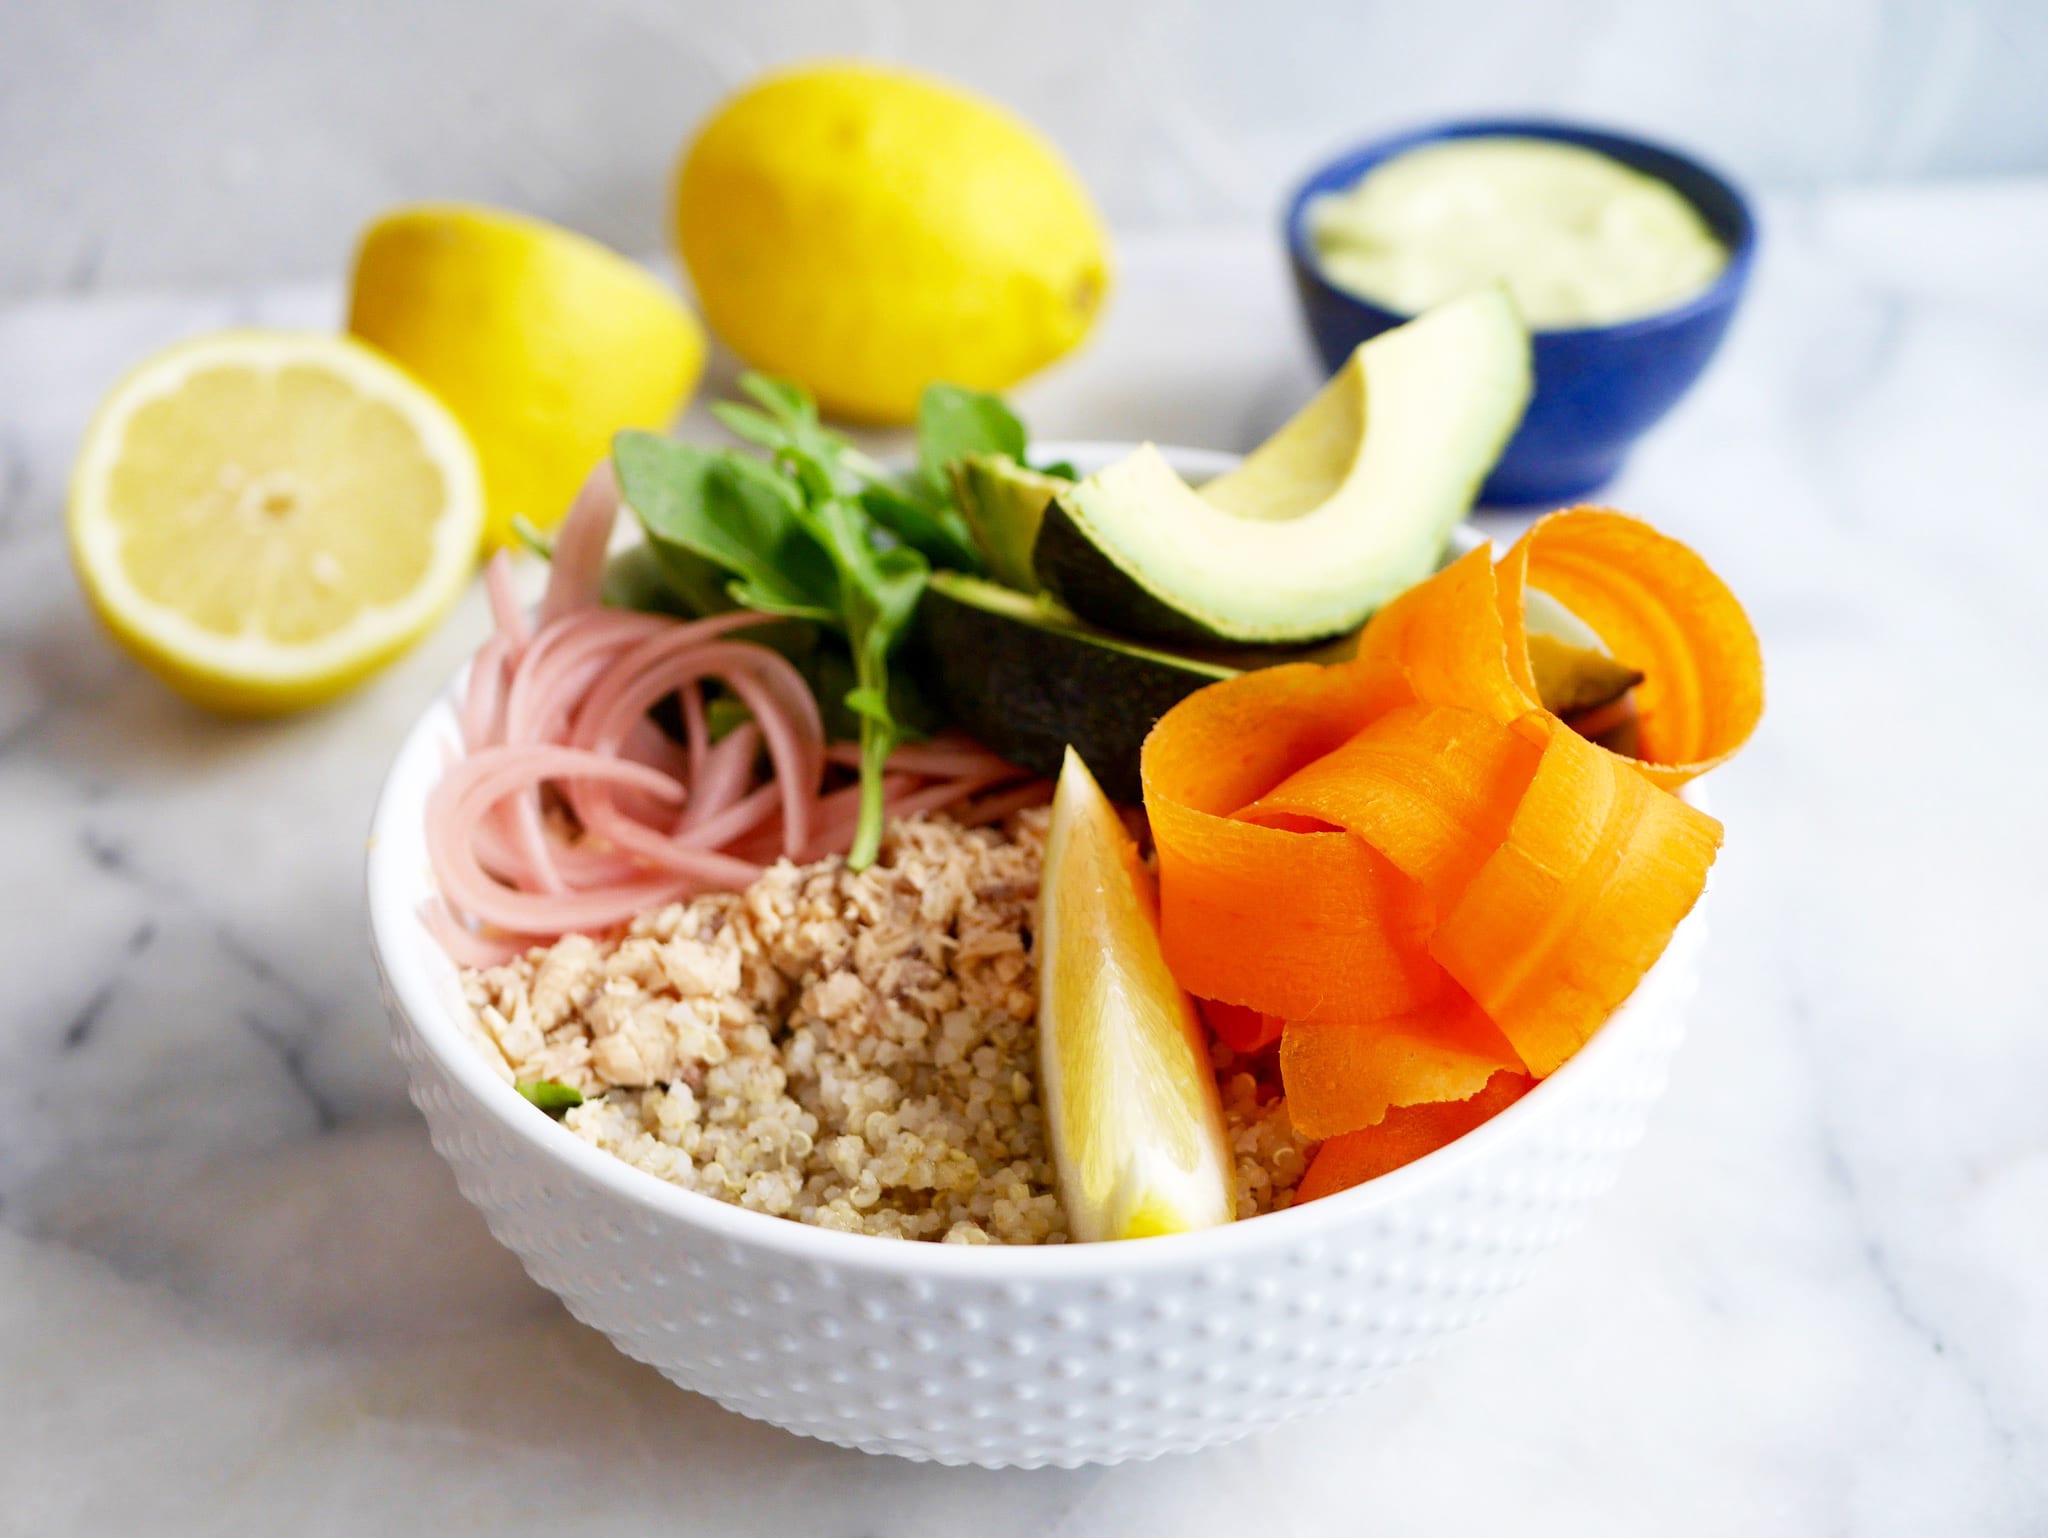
1308,136 -> 1728,329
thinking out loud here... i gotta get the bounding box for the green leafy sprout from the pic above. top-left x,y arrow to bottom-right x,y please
612,375 -> 1030,869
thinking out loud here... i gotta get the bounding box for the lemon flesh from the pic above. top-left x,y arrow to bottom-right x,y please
68,330 -> 484,714
349,204 -> 705,547
1038,748 -> 1234,1242
676,61 -> 1110,424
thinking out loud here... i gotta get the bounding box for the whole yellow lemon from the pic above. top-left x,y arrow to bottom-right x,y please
676,62 -> 1112,424
349,204 -> 706,547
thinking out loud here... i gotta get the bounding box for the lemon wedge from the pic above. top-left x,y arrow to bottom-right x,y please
68,330 -> 484,714
1038,747 -> 1235,1241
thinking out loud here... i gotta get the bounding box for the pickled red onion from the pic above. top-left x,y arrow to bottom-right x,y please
423,460 -> 1038,964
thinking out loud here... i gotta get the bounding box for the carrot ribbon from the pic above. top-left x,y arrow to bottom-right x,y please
1141,509 -> 1762,1197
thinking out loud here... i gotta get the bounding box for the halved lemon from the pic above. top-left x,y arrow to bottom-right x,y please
68,330 -> 484,714
1038,747 -> 1235,1241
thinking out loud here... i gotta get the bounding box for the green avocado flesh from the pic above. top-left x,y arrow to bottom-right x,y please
914,571 -> 1235,803
1521,586 -> 1643,716
948,454 -> 1067,593
1034,288 -> 1531,646
1528,632 -> 1643,716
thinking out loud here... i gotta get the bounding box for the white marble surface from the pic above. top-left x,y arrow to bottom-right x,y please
5,0 -> 2046,298
3,189 -> 2046,1533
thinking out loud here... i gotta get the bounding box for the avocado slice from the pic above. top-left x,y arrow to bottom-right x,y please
1035,288 -> 1531,645
948,454 -> 1066,593
1527,633 -> 1644,716
1521,586 -> 1644,716
914,570 -> 1235,802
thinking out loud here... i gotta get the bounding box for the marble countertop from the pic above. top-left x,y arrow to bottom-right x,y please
2,185 -> 2044,1535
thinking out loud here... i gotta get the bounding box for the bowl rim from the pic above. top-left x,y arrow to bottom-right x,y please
1283,115 -> 1758,342
367,438 -> 1697,1279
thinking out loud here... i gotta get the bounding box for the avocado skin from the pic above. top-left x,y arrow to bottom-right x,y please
1033,495 -> 1261,649
913,574 -> 1231,803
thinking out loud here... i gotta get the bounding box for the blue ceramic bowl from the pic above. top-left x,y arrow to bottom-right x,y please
1285,118 -> 1756,506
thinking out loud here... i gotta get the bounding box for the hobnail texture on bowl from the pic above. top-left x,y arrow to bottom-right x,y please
367,444 -> 1702,1468
1285,117 -> 1755,507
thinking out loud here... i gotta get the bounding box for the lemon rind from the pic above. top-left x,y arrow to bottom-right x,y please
67,330 -> 484,690
1037,751 -> 1235,1243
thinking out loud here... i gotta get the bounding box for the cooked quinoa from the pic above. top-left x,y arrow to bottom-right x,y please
461,810 -> 1312,1244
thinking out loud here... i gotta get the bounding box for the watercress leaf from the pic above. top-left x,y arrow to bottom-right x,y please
515,1079 -> 584,1114
868,546 -> 929,626
720,418 -> 845,501
601,541 -> 700,617
710,401 -> 788,452
614,432 -> 736,553
1032,458 -> 1080,481
737,371 -> 817,427
780,443 -> 847,507
799,644 -> 937,742
917,384 -> 1027,498
723,575 -> 841,629
843,685 -> 892,722
800,496 -> 932,867
705,460 -> 840,603
858,483 -> 984,572
815,501 -> 920,607
614,433 -> 841,621
719,376 -> 881,500
643,541 -> 739,618
615,383 -> 949,875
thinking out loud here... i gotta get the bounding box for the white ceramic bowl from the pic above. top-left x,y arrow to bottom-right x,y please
367,444 -> 1702,1468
